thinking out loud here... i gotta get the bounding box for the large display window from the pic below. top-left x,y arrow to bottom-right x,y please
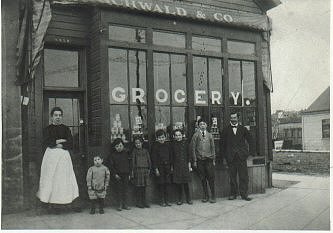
106,18 -> 260,151
109,47 -> 148,142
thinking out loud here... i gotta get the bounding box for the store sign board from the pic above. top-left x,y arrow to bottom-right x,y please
55,0 -> 271,31
111,87 -> 242,105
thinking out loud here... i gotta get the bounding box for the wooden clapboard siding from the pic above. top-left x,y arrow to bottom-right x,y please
248,165 -> 265,194
46,5 -> 90,45
183,0 -> 263,14
87,9 -> 103,147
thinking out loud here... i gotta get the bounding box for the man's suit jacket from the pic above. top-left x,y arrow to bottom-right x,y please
220,124 -> 255,163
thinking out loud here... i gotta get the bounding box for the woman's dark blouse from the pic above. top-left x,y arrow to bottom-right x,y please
43,124 -> 73,150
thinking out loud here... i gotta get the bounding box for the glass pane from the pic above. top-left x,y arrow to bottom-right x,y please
129,50 -> 147,104
192,36 -> 221,52
243,108 -> 257,152
130,105 -> 148,141
172,107 -> 187,137
209,58 -> 223,105
153,31 -> 185,48
154,53 -> 170,105
44,49 -> 79,87
171,54 -> 187,106
109,25 -> 145,43
70,126 -> 80,153
109,48 -> 128,104
155,106 -> 171,139
110,105 -> 130,143
228,60 -> 242,106
243,61 -> 256,106
227,40 -> 255,55
194,106 -> 210,131
49,98 -> 79,126
193,56 -> 208,106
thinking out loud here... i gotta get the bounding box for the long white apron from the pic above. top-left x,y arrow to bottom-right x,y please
37,147 -> 79,204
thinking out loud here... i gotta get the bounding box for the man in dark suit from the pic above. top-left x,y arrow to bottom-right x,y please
220,112 -> 255,201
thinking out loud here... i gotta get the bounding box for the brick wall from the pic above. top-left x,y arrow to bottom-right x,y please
2,0 -> 24,213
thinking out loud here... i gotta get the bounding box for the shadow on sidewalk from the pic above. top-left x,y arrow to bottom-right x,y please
272,179 -> 299,190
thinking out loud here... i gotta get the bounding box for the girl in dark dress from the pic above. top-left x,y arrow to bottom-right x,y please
171,129 -> 193,205
37,107 -> 79,213
131,136 -> 151,208
151,129 -> 172,207
108,138 -> 131,211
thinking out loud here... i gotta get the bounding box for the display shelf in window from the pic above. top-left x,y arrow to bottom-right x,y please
132,115 -> 144,140
211,117 -> 220,140
111,113 -> 128,143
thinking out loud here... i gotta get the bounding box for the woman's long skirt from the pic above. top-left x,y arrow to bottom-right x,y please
37,147 -> 79,204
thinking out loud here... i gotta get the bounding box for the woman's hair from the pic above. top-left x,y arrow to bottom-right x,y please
155,129 -> 166,138
173,128 -> 183,136
112,138 -> 124,148
133,135 -> 144,143
50,107 -> 63,116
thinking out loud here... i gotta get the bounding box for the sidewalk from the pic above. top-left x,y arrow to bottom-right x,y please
1,173 -> 330,230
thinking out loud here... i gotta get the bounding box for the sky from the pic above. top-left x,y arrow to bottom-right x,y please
267,0 -> 330,112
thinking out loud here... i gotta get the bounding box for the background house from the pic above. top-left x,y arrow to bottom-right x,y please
302,87 -> 330,151
272,110 -> 303,149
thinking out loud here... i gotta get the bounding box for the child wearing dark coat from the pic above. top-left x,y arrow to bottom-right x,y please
86,155 -> 110,214
131,136 -> 151,208
151,129 -> 172,207
108,138 -> 131,211
171,129 -> 193,205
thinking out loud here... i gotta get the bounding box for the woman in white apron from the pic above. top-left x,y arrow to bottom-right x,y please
37,107 -> 79,214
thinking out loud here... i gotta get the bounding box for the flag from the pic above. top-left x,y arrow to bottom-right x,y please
31,0 -> 52,79
16,0 -> 52,84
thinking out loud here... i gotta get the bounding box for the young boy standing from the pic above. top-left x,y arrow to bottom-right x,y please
191,118 -> 216,203
86,155 -> 110,214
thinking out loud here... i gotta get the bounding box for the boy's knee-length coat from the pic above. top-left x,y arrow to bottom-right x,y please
171,140 -> 192,183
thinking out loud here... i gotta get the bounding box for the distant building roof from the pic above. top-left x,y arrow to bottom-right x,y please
305,87 -> 330,113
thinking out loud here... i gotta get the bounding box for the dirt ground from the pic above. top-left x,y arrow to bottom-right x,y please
272,151 -> 330,175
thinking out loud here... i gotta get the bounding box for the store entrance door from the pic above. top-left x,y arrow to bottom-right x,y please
43,92 -> 88,201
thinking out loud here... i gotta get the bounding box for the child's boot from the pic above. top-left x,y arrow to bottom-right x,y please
98,198 -> 105,214
90,200 -> 96,214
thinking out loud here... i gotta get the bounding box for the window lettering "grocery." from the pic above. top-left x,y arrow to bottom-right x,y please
111,87 -> 240,105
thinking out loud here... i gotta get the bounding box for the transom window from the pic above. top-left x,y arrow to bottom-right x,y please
44,49 -> 79,87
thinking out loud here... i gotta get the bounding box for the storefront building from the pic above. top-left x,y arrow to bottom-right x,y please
2,0 -> 280,212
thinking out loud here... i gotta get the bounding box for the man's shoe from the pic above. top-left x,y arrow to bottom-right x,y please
117,206 -> 122,211
122,205 -> 131,210
187,200 -> 193,205
209,198 -> 216,203
201,198 -> 209,203
165,202 -> 172,206
160,202 -> 167,207
177,201 -> 183,205
241,196 -> 252,201
143,203 -> 150,208
99,209 -> 104,214
136,204 -> 144,208
228,195 -> 237,200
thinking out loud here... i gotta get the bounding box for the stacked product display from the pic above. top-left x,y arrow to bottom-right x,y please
111,113 -> 127,142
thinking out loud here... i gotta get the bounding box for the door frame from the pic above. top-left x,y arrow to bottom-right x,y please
43,90 -> 87,155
